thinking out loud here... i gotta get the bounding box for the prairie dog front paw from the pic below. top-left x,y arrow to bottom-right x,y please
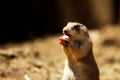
59,35 -> 71,46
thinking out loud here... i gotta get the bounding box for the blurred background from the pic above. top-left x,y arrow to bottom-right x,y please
0,0 -> 120,80
0,0 -> 120,43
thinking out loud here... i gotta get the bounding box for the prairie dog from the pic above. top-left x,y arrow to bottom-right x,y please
59,22 -> 99,80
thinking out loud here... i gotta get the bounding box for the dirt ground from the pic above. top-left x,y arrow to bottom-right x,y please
0,24 -> 120,80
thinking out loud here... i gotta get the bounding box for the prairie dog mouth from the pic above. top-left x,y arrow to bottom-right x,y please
65,34 -> 71,38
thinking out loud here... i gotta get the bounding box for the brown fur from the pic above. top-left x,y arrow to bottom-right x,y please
61,22 -> 99,80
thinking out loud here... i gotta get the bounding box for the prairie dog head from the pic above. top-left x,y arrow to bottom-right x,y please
63,22 -> 89,41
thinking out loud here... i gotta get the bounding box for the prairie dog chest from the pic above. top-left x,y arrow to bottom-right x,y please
62,60 -> 82,80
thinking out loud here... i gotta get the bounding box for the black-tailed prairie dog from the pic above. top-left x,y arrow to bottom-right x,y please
59,22 -> 99,80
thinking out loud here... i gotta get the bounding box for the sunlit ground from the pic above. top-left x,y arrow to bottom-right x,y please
0,24 -> 120,80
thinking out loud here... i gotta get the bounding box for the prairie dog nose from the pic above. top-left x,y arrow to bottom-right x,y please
63,30 -> 68,34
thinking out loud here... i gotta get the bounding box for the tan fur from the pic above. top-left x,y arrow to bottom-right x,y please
61,22 -> 99,80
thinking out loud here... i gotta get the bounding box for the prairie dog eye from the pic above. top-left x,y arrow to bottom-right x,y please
73,25 -> 80,31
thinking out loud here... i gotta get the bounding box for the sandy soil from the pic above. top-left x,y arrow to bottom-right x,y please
0,24 -> 120,80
